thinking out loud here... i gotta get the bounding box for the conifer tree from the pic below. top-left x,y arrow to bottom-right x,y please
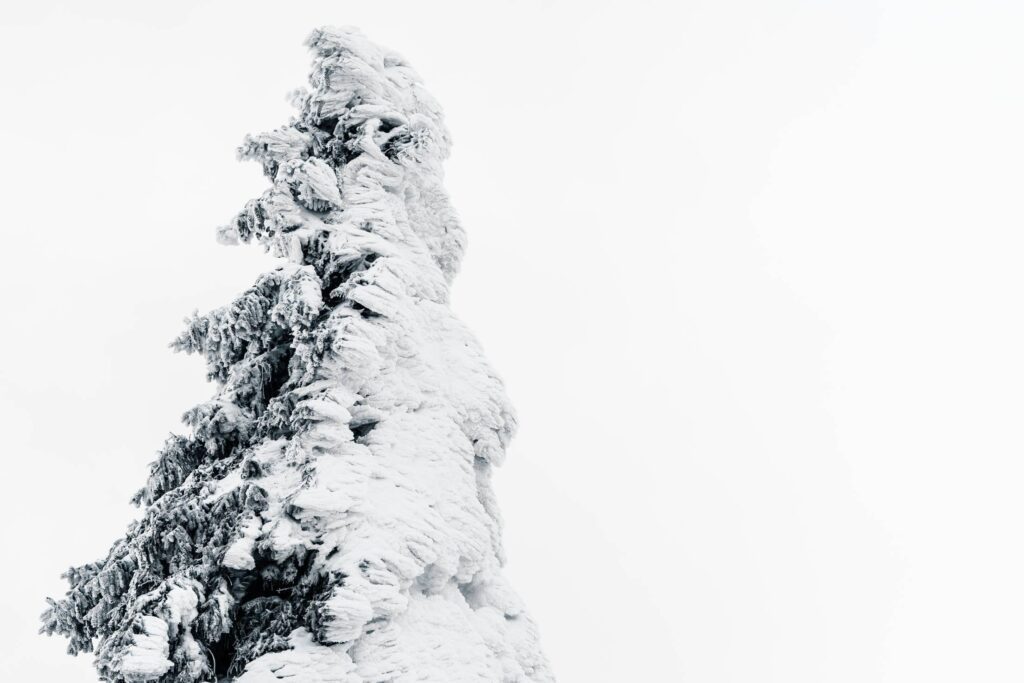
43,27 -> 553,683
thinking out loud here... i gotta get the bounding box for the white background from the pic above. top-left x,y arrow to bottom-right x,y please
2,1 -> 1023,681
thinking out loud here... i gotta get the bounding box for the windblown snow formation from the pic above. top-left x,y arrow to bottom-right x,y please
42,26 -> 553,682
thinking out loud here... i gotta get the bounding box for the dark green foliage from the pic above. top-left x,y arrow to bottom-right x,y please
41,169 -> 389,683
39,259 -> 346,681
132,437 -> 205,507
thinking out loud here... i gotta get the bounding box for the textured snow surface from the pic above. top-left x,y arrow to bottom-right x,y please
236,629 -> 360,683
42,25 -> 552,683
121,616 -> 172,681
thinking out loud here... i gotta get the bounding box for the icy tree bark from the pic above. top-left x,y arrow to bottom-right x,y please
43,27 -> 553,683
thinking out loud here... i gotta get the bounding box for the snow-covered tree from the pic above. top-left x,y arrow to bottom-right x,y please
43,26 -> 553,683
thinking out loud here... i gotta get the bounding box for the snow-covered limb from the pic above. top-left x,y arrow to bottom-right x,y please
42,26 -> 552,682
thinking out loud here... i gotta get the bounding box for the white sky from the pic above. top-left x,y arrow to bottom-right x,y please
2,1 -> 1024,681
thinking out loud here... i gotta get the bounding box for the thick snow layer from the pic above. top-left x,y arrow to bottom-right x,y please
236,629 -> 360,683
121,616 -> 173,682
229,26 -> 553,681
221,514 -> 261,570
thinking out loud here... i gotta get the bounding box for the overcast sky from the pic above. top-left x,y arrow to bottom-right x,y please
2,1 -> 1024,681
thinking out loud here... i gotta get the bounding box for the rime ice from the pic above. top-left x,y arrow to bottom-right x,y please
42,26 -> 553,682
